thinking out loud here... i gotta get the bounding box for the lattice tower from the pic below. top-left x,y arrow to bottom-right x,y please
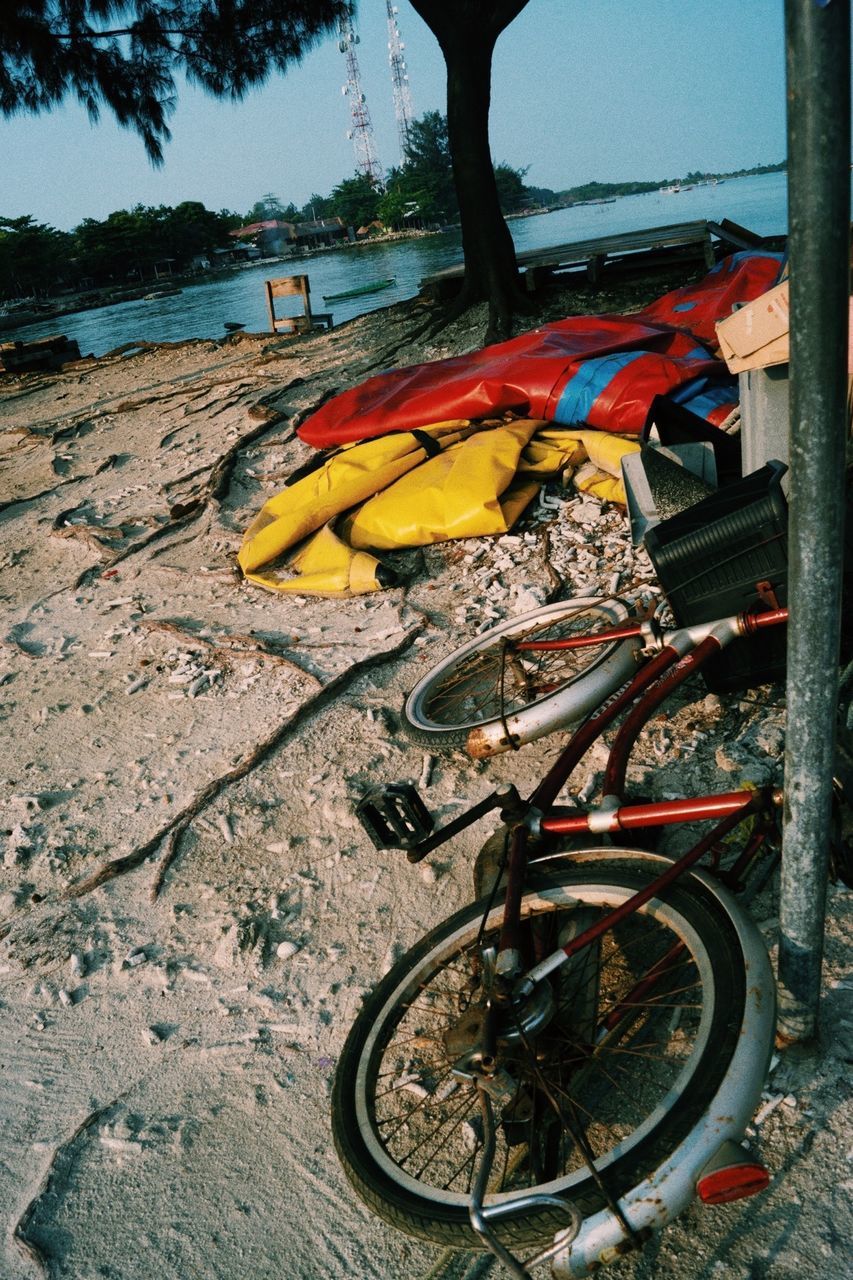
339,7 -> 383,184
386,2 -> 415,163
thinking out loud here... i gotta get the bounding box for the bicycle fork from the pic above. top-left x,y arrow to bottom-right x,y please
468,1085 -> 582,1280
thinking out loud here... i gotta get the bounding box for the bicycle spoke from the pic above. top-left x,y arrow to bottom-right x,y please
359,879 -> 714,1205
410,1097 -> 480,1182
420,609 -> 613,726
334,851 -> 759,1252
381,1083 -> 474,1162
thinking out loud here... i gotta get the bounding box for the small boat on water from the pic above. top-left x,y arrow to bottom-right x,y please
322,277 -> 396,302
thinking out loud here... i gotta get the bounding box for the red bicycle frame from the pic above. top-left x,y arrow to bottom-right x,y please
496,606 -> 789,972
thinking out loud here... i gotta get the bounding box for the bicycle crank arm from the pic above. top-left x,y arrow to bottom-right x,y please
356,782 -> 525,862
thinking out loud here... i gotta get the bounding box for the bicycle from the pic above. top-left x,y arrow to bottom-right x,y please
331,597 -> 802,1278
400,594 -> 645,758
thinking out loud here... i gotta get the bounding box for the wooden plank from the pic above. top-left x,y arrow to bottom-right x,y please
517,220 -> 711,269
0,335 -> 81,373
421,220 -> 713,289
707,218 -> 764,251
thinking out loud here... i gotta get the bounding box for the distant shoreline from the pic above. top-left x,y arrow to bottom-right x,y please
0,226 -> 446,335
541,162 -> 786,212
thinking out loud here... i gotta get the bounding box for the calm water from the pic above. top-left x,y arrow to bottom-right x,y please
8,172 -> 793,357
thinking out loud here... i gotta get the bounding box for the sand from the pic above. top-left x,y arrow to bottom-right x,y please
0,282 -> 850,1280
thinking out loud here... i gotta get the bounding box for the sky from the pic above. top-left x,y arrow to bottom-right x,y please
1,0 -> 792,232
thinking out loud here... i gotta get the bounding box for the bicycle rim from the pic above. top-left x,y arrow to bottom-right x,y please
332,865 -> 747,1247
403,598 -> 634,743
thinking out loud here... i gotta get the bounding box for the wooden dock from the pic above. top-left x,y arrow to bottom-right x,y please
421,219 -> 721,297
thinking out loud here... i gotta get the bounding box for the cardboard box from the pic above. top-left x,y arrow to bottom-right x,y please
715,281 -> 790,373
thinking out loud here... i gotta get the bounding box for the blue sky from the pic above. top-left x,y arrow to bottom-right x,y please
1,0 -> 789,232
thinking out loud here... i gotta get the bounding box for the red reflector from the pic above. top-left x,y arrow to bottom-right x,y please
697,1163 -> 770,1205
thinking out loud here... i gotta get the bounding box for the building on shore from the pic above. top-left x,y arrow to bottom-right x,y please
229,220 -> 297,256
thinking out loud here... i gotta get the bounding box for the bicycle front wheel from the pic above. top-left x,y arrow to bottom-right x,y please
401,597 -> 640,755
332,863 -> 752,1251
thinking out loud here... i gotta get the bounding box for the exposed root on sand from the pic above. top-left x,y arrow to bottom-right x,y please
58,626 -> 421,903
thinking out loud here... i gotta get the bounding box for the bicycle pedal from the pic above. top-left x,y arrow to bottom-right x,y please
356,783 -> 435,850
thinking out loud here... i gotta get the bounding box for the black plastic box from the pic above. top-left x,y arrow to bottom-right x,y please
644,461 -> 788,693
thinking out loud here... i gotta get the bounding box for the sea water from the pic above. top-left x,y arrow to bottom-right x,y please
8,171 -> 795,358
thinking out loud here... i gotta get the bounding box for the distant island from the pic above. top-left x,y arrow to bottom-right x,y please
525,160 -> 787,210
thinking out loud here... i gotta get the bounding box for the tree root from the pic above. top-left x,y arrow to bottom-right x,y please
117,371 -> 261,417
484,284 -> 536,347
60,624 -> 422,902
0,473 -> 92,519
69,393 -> 303,589
368,305 -> 449,368
137,617 -> 317,679
384,276 -> 535,352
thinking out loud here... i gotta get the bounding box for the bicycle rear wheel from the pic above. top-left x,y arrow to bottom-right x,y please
332,862 -> 758,1251
402,597 -> 641,755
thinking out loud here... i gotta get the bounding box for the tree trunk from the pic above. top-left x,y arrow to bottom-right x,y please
410,1 -> 532,343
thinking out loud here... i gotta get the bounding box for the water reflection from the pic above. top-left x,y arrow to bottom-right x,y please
6,172 -> 792,358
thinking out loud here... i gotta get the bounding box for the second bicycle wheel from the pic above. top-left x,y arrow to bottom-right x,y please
402,597 -> 641,754
332,862 -> 754,1251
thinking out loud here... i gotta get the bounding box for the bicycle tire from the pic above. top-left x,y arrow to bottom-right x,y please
401,597 -> 640,755
332,862 -> 753,1251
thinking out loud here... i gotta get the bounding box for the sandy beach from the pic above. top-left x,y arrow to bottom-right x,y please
1,278 -> 850,1280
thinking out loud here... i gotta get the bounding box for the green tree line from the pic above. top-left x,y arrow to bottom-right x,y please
1,112 -> 530,301
0,203 -> 242,300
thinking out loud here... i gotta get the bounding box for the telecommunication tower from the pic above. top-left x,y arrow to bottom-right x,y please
386,2 -> 415,163
339,6 -> 383,184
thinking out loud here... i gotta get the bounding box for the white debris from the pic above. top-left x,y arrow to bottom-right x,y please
5,824 -> 32,866
419,754 -> 435,789
393,1072 -> 428,1100
461,1122 -> 479,1151
188,671 -> 213,697
266,1023 -> 310,1040
275,940 -> 300,961
577,775 -> 598,805
753,1093 -> 785,1126
99,1135 -> 141,1153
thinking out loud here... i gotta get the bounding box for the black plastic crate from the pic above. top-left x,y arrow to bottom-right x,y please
644,461 -> 788,693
